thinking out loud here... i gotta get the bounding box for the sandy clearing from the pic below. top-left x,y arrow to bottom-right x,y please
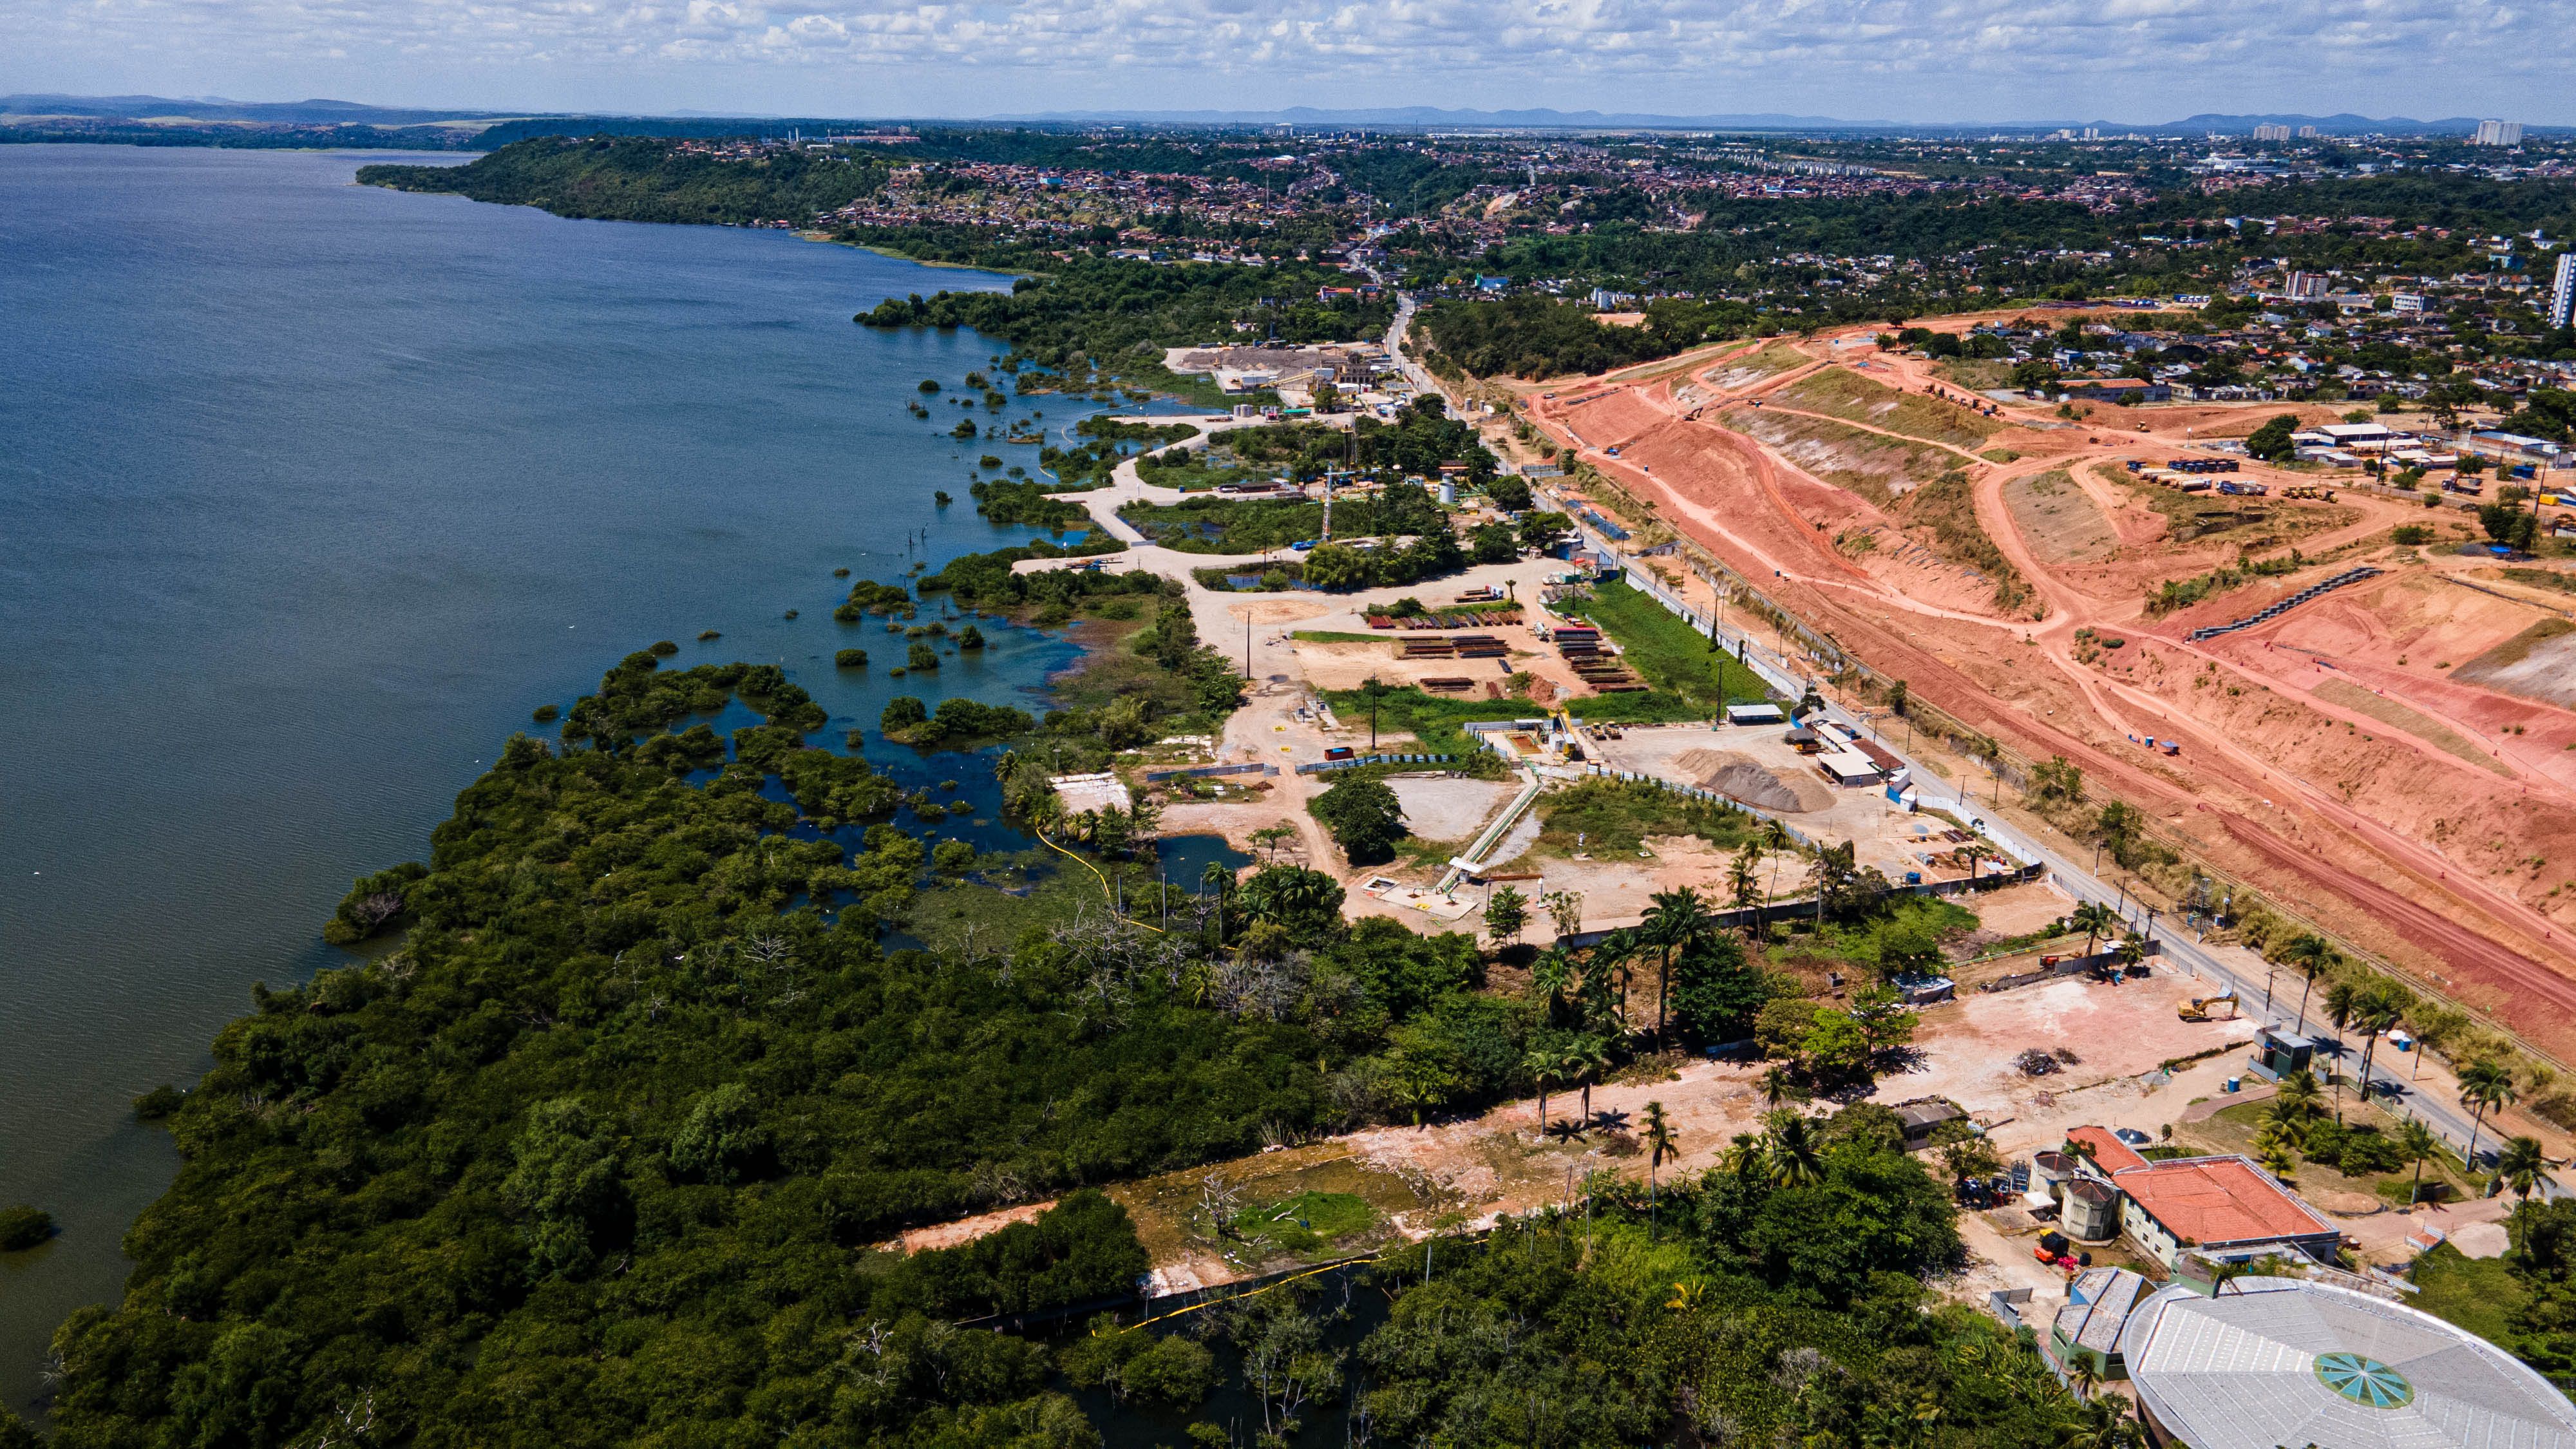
1390,776 -> 1519,841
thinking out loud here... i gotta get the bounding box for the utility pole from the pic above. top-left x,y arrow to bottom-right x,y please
1245,615 -> 1253,680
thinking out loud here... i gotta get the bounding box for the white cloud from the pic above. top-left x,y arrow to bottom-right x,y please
6,0 -> 2573,122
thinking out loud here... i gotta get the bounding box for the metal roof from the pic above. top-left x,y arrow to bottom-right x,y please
2056,1267 -> 2152,1355
2119,1278 -> 2576,1449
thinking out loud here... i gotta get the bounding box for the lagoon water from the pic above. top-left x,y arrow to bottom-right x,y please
0,145 -> 1173,1412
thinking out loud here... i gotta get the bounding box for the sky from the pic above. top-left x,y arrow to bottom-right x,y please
6,0 -> 2574,126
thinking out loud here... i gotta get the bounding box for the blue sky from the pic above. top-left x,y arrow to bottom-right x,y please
6,0 -> 2571,125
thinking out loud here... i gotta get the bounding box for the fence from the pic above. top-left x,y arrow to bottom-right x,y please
1293,753 -> 1458,775
1142,762 -> 1280,782
1979,940 -> 2163,993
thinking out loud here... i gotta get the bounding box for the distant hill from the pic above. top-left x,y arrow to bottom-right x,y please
991,105 -> 1877,131
0,93 -> 520,127
3,93 -> 2556,139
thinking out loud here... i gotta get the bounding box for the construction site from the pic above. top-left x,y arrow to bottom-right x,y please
1512,317 -> 2576,1065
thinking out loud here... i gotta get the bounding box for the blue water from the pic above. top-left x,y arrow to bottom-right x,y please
0,144 -> 1213,1414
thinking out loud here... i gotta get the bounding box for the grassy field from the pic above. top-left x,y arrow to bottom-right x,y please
1707,343 -> 1812,386
1772,367 -> 2000,450
1535,776 -> 1759,857
1322,687 -> 1524,771
1562,578 -> 1777,710
2410,1244 -> 2526,1345
2182,1097 -> 2476,1206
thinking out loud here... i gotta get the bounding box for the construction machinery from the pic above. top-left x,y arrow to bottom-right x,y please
2177,988 -> 2239,1022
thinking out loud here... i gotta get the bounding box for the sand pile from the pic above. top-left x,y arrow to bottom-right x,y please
1673,749 -> 1835,812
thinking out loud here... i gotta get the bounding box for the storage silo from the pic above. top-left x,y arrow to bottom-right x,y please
2063,1177 -> 2121,1242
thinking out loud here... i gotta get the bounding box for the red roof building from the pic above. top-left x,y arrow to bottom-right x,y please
2110,1155 -> 2340,1269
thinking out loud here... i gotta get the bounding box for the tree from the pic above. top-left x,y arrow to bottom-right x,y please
2245,413 -> 2302,462
1727,844 -> 1763,931
2322,981 -> 2360,1121
1238,864 -> 1347,943
1530,945 -> 1577,1023
2499,1137 -> 2550,1200
1309,775 -> 1406,864
2462,1058 -> 2519,1168
1249,822 -> 1299,862
1544,889 -> 1586,942
1300,542 -> 1374,591
1640,886 -> 1714,1045
1763,1110 -> 1824,1188
2067,902 -> 2118,956
1526,1049 -> 1566,1139
1642,1100 -> 1678,1230
2396,1117 -> 2441,1204
2480,502 -> 2539,551
2025,755 -> 2086,806
2277,934 -> 2336,1037
1470,522 -> 1519,564
1484,885 -> 1530,945
1569,1036 -> 1613,1126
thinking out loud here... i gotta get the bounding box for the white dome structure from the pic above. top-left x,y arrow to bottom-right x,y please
2118,1276 -> 2576,1449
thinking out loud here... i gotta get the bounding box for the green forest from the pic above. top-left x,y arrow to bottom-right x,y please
859,259 -> 1392,401
358,137 -> 897,227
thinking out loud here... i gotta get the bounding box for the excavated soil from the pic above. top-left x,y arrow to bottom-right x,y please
2003,469 -> 2119,564
1674,747 -> 1834,811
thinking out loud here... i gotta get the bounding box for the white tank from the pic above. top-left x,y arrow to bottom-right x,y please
2063,1177 -> 2121,1242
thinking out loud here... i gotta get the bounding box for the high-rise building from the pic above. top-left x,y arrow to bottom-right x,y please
2252,123 -> 2292,142
2472,120 -> 2525,147
2297,126 -> 2318,139
2552,252 -> 2576,330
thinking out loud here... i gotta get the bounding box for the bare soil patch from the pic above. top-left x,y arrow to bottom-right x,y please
2311,677 -> 2510,775
2003,469 -> 2117,564
1388,776 -> 1519,840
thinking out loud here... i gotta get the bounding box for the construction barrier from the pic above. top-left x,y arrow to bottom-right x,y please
1142,762 -> 1280,782
1294,753 -> 1457,775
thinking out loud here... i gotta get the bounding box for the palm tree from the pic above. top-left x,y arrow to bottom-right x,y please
1642,1099 -> 1678,1235
2461,1058 -> 2519,1168
1200,861 -> 1235,947
1589,929 -> 1640,1037
2273,1066 -> 2323,1122
1571,1037 -> 1612,1129
1759,1064 -> 1796,1110
1764,1110 -> 1824,1188
2065,1353 -> 2103,1401
2110,934 -> 2146,977
1641,887 -> 1712,1046
1530,946 -> 1577,1025
2278,934 -> 2336,1037
2067,902 -> 2118,956
2353,994 -> 2406,1110
1759,818 -> 1794,909
1728,845 -> 1763,936
2395,1118 -> 2441,1204
2497,1136 -> 2550,1201
1526,1049 -> 1566,1141
2322,981 -> 2359,1122
1721,1132 -> 1765,1182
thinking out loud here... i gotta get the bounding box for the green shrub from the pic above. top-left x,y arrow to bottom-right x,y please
0,1206 -> 55,1251
835,649 -> 869,668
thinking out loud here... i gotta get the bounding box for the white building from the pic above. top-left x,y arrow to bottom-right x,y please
2120,1277 -> 2576,1449
2552,252 -> 2575,330
2473,120 -> 2526,147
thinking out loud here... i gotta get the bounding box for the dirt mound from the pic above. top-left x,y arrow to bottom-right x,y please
2456,618 -> 2576,708
2313,1191 -> 2383,1218
1674,748 -> 1835,811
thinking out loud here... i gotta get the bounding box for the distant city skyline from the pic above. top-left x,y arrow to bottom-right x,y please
5,0 -> 2573,129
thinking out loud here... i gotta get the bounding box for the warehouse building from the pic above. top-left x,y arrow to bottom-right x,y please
2119,1277 -> 2576,1449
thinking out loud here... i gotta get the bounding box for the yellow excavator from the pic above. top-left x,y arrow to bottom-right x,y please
2177,988 -> 2238,1022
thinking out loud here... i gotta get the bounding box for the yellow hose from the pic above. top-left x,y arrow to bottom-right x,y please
1035,827 -> 1165,934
